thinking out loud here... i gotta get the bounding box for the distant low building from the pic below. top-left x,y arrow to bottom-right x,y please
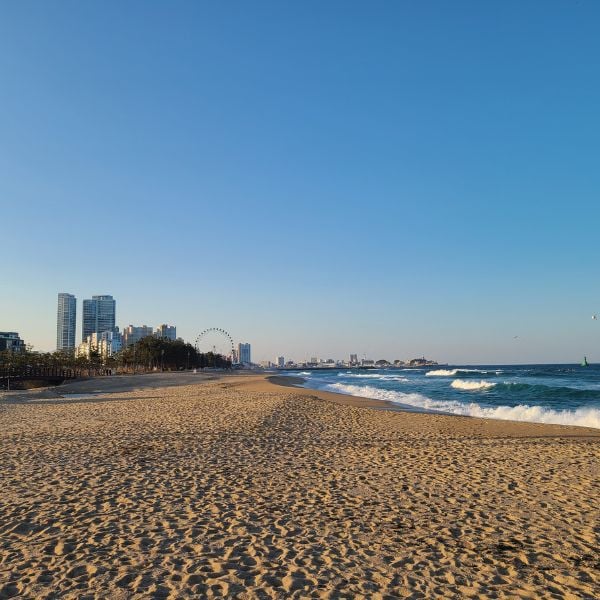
122,325 -> 154,347
75,333 -> 98,359
99,330 -> 122,358
0,332 -> 25,353
408,357 -> 438,367
155,324 -> 176,341
76,330 -> 121,360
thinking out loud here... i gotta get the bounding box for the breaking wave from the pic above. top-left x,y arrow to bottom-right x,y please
339,373 -> 385,378
321,383 -> 600,429
451,379 -> 496,391
427,368 -> 502,377
426,369 -> 460,376
339,373 -> 408,381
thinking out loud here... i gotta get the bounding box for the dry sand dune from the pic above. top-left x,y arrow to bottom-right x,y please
0,376 -> 598,599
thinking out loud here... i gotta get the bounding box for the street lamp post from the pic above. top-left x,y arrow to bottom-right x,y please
161,349 -> 165,372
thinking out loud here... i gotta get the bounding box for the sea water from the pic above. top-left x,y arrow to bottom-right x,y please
292,364 -> 600,429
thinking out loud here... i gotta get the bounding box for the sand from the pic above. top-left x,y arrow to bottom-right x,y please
0,374 -> 598,599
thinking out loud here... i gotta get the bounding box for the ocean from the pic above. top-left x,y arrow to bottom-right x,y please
290,364 -> 600,429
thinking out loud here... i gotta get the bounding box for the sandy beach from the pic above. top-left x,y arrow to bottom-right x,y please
1,374 -> 598,599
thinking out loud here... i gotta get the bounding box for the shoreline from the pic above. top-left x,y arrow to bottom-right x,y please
233,373 -> 600,438
273,374 -> 600,435
3,370 -> 599,438
266,374 -> 437,414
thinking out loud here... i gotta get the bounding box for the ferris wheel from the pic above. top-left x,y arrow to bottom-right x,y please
195,328 -> 235,359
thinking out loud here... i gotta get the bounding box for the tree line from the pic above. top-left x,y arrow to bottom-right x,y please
0,337 -> 232,373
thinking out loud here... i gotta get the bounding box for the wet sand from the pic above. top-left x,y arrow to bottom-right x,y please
0,374 -> 598,598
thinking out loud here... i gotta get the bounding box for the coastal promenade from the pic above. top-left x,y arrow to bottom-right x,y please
0,374 -> 598,598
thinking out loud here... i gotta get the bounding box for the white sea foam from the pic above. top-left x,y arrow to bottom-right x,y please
338,373 -> 382,378
426,369 -> 459,376
450,379 -> 496,391
426,368 -> 499,377
297,371 -> 312,375
321,383 -> 600,429
338,373 -> 408,381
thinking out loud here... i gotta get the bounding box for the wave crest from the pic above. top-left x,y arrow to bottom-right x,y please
339,373 -> 387,378
427,368 -> 502,377
339,373 -> 408,381
426,369 -> 459,376
322,383 -> 600,429
451,379 -> 496,391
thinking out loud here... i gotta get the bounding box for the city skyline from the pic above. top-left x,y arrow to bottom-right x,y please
2,3 -> 600,364
4,286 -> 600,365
54,291 -> 179,356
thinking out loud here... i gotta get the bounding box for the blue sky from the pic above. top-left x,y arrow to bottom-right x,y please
2,1 -> 600,363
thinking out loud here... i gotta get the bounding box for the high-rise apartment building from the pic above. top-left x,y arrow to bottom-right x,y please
276,356 -> 285,368
237,343 -> 251,364
82,295 -> 116,341
122,324 -> 154,347
349,353 -> 358,365
56,293 -> 77,352
99,330 -> 122,358
155,324 -> 177,341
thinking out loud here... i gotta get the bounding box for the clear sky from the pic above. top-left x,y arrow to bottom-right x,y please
2,1 -> 599,364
